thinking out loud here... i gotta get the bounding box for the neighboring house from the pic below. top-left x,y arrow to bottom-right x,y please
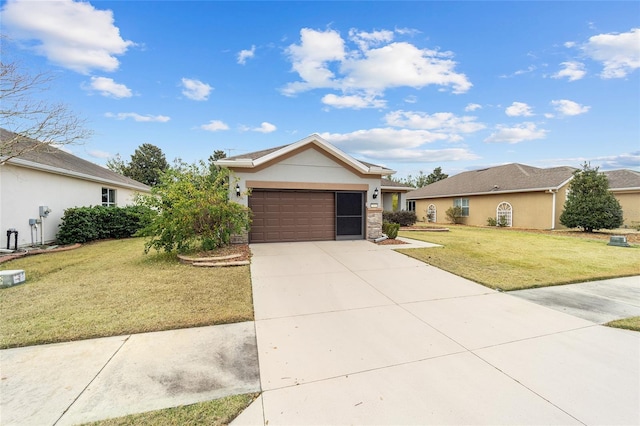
605,169 -> 640,228
215,134 -> 395,243
406,163 -> 640,229
1,129 -> 150,247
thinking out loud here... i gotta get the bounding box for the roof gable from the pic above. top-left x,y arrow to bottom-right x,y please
1,128 -> 150,191
216,134 -> 394,177
407,163 -> 576,199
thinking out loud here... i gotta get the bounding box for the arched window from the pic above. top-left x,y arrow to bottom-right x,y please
427,204 -> 437,223
496,202 -> 513,227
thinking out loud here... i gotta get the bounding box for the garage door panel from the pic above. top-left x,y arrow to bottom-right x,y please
249,191 -> 335,243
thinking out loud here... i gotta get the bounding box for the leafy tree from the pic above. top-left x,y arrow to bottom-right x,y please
207,149 -> 227,177
105,153 -> 127,175
1,43 -> 91,163
560,163 -> 623,232
425,167 -> 449,185
136,161 -> 251,253
126,143 -> 170,186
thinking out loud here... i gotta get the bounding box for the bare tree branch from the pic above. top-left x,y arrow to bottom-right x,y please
0,41 -> 92,164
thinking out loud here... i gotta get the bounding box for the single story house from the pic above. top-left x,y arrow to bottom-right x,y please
215,134 -> 396,243
1,128 -> 150,247
406,163 -> 640,229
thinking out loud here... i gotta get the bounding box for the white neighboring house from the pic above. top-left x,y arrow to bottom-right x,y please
0,129 -> 150,248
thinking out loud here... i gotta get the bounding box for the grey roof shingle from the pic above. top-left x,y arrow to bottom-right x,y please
407,163 -> 576,199
381,177 -> 414,189
604,169 -> 640,190
1,128 -> 150,191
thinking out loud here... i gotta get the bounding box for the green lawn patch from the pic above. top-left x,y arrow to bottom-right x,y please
0,238 -> 253,349
606,316 -> 640,332
83,393 -> 259,426
398,226 -> 640,291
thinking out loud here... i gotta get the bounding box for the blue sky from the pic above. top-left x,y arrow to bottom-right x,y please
2,0 -> 639,179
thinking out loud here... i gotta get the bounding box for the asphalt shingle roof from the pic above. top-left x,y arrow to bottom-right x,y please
1,128 -> 150,191
604,169 -> 640,190
407,163 -> 577,199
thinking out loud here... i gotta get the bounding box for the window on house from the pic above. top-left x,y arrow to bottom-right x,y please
453,198 -> 469,217
406,200 -> 415,211
497,202 -> 513,227
427,204 -> 437,222
102,188 -> 116,207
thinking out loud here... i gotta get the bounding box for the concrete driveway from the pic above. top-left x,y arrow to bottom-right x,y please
234,239 -> 640,425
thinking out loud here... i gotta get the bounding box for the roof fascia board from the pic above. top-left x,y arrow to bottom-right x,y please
408,187 -> 566,200
6,157 -> 150,192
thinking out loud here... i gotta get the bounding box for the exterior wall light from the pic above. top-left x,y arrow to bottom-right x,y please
236,183 -> 241,197
373,187 -> 379,199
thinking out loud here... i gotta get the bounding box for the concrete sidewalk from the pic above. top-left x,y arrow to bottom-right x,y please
1,322 -> 260,425
236,239 -> 640,425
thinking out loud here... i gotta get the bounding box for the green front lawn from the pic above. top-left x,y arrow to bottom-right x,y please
398,226 -> 639,291
0,238 -> 253,349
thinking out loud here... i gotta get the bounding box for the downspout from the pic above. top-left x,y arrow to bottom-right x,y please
549,189 -> 557,230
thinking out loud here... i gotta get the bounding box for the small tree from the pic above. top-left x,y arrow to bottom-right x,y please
560,163 -> 623,232
136,161 -> 251,253
445,206 -> 464,224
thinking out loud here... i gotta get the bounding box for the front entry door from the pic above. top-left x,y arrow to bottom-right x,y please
336,192 -> 364,240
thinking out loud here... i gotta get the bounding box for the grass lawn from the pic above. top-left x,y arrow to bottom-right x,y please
0,238 -> 253,349
398,225 -> 640,291
606,316 -> 640,332
84,393 -> 259,426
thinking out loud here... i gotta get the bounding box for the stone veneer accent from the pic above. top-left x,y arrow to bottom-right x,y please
366,207 -> 383,240
230,231 -> 249,244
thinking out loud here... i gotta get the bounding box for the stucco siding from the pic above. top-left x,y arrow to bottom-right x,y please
1,164 -> 140,246
415,191 -> 563,229
230,147 -> 381,208
614,191 -> 640,227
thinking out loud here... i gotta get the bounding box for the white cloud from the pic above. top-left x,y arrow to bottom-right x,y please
282,27 -> 471,106
237,45 -> 256,65
253,122 -> 277,133
320,128 -> 478,163
321,94 -> 386,109
1,0 -> 133,73
105,112 -> 170,122
465,103 -> 482,112
551,99 -> 590,116
200,120 -> 229,132
404,95 -> 418,104
552,61 -> 586,81
348,28 -> 394,51
505,102 -> 534,117
485,122 -> 548,144
597,151 -> 640,170
583,28 -> 640,78
85,76 -> 132,98
88,150 -> 111,159
384,110 -> 485,135
181,78 -> 212,101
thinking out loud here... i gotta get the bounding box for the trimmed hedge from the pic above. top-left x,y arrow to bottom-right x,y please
57,205 -> 152,244
382,210 -> 417,226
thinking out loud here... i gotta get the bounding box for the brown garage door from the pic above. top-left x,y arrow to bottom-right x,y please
249,191 -> 335,243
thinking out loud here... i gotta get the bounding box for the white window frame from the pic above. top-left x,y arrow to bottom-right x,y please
102,187 -> 116,207
496,201 -> 513,227
453,198 -> 469,217
406,200 -> 416,211
427,204 -> 437,222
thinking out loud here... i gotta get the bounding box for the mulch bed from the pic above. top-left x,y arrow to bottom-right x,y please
376,238 -> 408,245
187,244 -> 251,262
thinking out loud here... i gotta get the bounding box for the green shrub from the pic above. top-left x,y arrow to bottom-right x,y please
487,217 -> 497,226
497,215 -> 509,227
445,206 -> 464,224
382,210 -> 417,226
382,221 -> 400,239
57,205 -> 151,244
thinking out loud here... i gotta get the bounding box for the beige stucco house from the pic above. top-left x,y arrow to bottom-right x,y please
1,129 -> 150,247
406,163 -> 640,230
215,134 -> 395,243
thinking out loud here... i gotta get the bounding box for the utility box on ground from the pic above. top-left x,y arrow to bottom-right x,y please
0,270 -> 26,288
608,236 -> 630,247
